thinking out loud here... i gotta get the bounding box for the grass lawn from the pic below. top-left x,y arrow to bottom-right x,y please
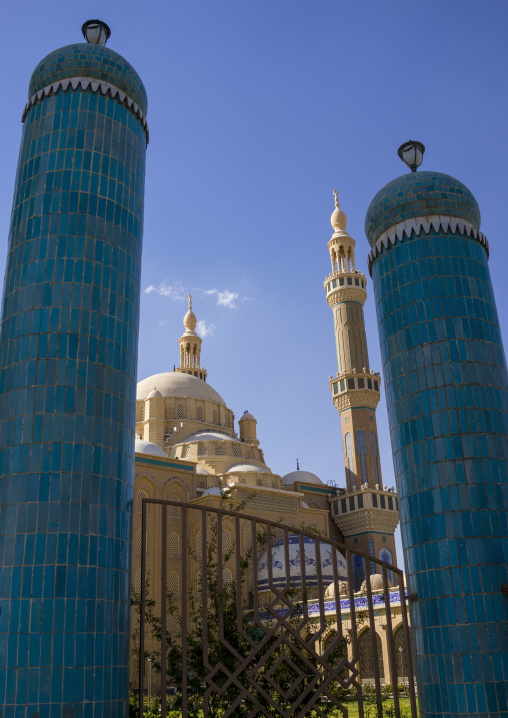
335,697 -> 418,718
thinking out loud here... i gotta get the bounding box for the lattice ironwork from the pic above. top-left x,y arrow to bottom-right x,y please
133,500 -> 417,718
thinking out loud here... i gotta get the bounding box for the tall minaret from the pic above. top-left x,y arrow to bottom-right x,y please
325,190 -> 399,584
176,294 -> 207,381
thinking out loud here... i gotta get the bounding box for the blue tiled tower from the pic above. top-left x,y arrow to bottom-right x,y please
366,166 -> 508,718
0,23 -> 148,718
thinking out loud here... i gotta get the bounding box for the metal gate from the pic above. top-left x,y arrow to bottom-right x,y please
132,499 -> 417,717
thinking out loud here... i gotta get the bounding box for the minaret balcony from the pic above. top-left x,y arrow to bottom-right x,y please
330,370 -> 381,411
330,487 -> 399,537
324,271 -> 367,307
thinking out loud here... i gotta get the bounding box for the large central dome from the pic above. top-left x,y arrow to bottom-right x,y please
137,371 -> 226,405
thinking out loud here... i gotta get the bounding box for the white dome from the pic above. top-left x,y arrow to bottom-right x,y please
201,487 -> 222,497
257,535 -> 347,591
137,372 -> 225,405
135,439 -> 167,458
196,465 -> 211,475
360,574 -> 392,592
176,430 -> 239,444
282,470 -> 323,486
147,388 -> 163,399
226,462 -> 269,474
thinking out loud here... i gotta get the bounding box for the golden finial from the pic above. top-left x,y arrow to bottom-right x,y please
333,188 -> 340,209
188,293 -> 192,311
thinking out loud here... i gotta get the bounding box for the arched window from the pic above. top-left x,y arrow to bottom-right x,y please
233,445 -> 240,458
240,477 -> 246,484
168,614 -> 180,635
212,410 -> 218,425
358,629 -> 384,681
137,489 -> 148,513
196,530 -> 202,554
197,476 -> 206,489
177,404 -> 184,419
168,494 -> 181,517
222,529 -> 233,554
356,431 -> 368,484
198,443 -> 206,456
370,431 -> 380,485
138,405 -> 145,422
136,529 -> 143,554
134,569 -> 142,596
379,548 -> 394,585
168,571 -> 180,596
345,433 -> 354,490
223,568 -> 233,586
256,478 -> 263,486
169,448 -> 176,459
216,445 -> 224,456
182,446 -> 190,458
197,406 -> 204,421
169,532 -> 180,556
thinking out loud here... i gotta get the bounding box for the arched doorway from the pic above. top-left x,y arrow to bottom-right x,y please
358,628 -> 384,684
394,625 -> 410,684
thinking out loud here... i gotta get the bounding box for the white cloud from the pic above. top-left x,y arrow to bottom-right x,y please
143,281 -> 187,301
203,288 -> 239,309
158,320 -> 168,327
196,320 -> 215,338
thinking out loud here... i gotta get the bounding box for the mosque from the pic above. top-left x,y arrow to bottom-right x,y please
130,193 -> 408,688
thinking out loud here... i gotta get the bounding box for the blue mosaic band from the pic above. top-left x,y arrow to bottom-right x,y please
22,76 -> 150,144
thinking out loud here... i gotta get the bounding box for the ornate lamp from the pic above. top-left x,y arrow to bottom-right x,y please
82,19 -> 111,46
397,140 -> 425,172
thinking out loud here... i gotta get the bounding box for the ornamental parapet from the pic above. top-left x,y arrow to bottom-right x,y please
22,76 -> 150,144
367,214 -> 489,275
330,370 -> 381,411
332,502 -> 399,537
324,271 -> 367,307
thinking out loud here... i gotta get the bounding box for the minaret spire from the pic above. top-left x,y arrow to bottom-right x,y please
175,294 -> 208,381
324,189 -> 399,586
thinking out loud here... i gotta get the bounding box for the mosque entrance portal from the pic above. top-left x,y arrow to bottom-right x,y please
132,499 -> 417,717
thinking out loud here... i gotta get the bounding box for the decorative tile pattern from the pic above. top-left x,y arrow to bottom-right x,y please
0,47 -> 147,717
29,43 -> 147,115
365,171 -> 481,247
370,203 -> 508,718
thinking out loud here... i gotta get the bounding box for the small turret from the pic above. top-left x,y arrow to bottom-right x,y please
239,411 -> 259,446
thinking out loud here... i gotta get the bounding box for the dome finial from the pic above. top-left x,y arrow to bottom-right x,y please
331,188 -> 347,232
296,458 -> 300,470
183,294 -> 197,332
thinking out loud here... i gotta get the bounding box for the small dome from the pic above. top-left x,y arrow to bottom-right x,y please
196,465 -> 211,475
282,470 -> 323,486
28,44 -> 147,115
331,207 -> 347,232
360,573 -> 392,592
137,372 -> 226,405
257,535 -> 347,591
226,463 -> 269,474
176,430 -> 239,444
239,411 -> 256,422
147,388 -> 163,399
135,439 -> 167,458
365,171 -> 481,247
201,487 -> 222,497
302,501 -> 310,509
324,580 -> 349,598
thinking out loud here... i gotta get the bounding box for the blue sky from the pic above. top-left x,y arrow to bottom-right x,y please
1,0 -> 507,567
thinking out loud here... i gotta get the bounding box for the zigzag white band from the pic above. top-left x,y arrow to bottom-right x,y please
368,215 -> 488,276
22,76 -> 149,144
